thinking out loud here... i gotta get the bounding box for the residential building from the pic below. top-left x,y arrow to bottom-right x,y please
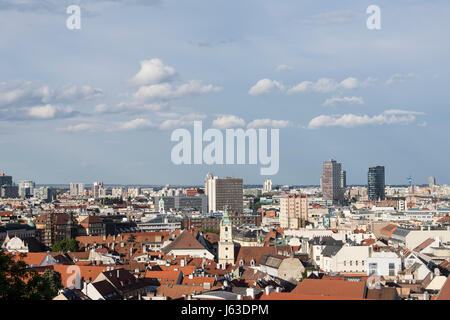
280,194 -> 308,229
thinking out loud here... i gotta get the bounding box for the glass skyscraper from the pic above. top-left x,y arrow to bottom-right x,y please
368,166 -> 385,201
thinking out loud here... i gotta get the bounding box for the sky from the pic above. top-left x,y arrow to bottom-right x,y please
0,0 -> 449,186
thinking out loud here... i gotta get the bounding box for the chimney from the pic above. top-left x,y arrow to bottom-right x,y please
181,258 -> 185,268
246,288 -> 255,299
264,286 -> 272,296
117,269 -> 120,278
188,274 -> 193,279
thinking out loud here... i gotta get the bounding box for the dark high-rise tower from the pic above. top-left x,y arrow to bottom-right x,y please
368,166 -> 385,201
321,159 -> 344,203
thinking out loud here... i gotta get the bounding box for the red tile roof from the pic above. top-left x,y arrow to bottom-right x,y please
259,292 -> 365,300
291,279 -> 367,299
437,276 -> 450,300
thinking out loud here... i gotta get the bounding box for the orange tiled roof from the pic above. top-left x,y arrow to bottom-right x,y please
144,270 -> 182,285
291,279 -> 367,299
259,292 -> 365,300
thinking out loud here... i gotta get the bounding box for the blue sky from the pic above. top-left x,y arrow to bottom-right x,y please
0,0 -> 449,186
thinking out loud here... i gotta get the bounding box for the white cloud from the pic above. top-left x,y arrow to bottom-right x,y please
27,104 -> 74,120
0,81 -> 52,108
128,58 -> 176,86
247,119 -> 290,129
63,123 -> 98,132
158,113 -> 207,130
0,81 -> 103,109
248,79 -> 284,96
116,118 -> 156,131
275,64 -> 293,72
323,96 -> 365,107
212,115 -> 246,129
54,84 -> 104,103
288,77 -> 375,94
94,102 -> 166,114
386,73 -> 417,85
133,80 -> 222,102
307,109 -> 424,129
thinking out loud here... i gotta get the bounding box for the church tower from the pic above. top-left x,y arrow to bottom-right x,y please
218,206 -> 234,266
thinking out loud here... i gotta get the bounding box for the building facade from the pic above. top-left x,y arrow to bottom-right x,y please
368,166 -> 385,201
205,174 -> 243,214
321,159 -> 344,203
280,194 -> 309,229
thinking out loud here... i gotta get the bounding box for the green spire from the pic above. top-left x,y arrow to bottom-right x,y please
221,206 -> 231,226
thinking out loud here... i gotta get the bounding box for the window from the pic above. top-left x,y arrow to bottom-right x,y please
369,263 -> 377,276
356,261 -> 358,266
389,263 -> 395,276
344,261 -> 346,266
350,260 -> 353,266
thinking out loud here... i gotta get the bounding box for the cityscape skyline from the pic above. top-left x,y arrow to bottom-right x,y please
0,1 -> 449,185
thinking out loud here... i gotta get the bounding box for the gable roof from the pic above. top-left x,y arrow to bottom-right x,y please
322,245 -> 343,257
162,230 -> 205,253
413,238 -> 435,252
91,280 -> 121,300
291,279 -> 366,299
235,246 -> 291,266
144,270 -> 182,285
156,284 -> 209,300
436,276 -> 450,300
259,292 -> 364,300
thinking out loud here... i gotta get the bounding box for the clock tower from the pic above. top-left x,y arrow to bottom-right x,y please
218,206 -> 235,266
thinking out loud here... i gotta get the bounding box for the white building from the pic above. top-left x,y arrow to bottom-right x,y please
321,245 -> 371,274
263,179 -> 272,193
18,180 -> 35,198
366,251 -> 402,277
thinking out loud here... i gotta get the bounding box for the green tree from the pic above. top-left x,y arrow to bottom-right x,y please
0,251 -> 62,300
27,269 -> 63,300
52,239 -> 79,252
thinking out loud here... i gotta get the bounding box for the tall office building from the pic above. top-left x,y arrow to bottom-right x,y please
205,173 -> 243,214
321,159 -> 344,203
263,178 -> 273,193
280,194 -> 309,229
0,173 -> 13,187
368,166 -> 385,201
18,180 -> 35,198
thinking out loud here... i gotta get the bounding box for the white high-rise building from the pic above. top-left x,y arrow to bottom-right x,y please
70,183 -> 85,197
263,178 -> 272,193
112,187 -> 123,198
429,176 -> 436,188
18,180 -> 35,198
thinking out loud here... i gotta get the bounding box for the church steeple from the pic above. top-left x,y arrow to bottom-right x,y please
218,206 -> 234,266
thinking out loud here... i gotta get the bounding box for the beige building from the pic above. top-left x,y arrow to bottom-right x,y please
280,194 -> 308,229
